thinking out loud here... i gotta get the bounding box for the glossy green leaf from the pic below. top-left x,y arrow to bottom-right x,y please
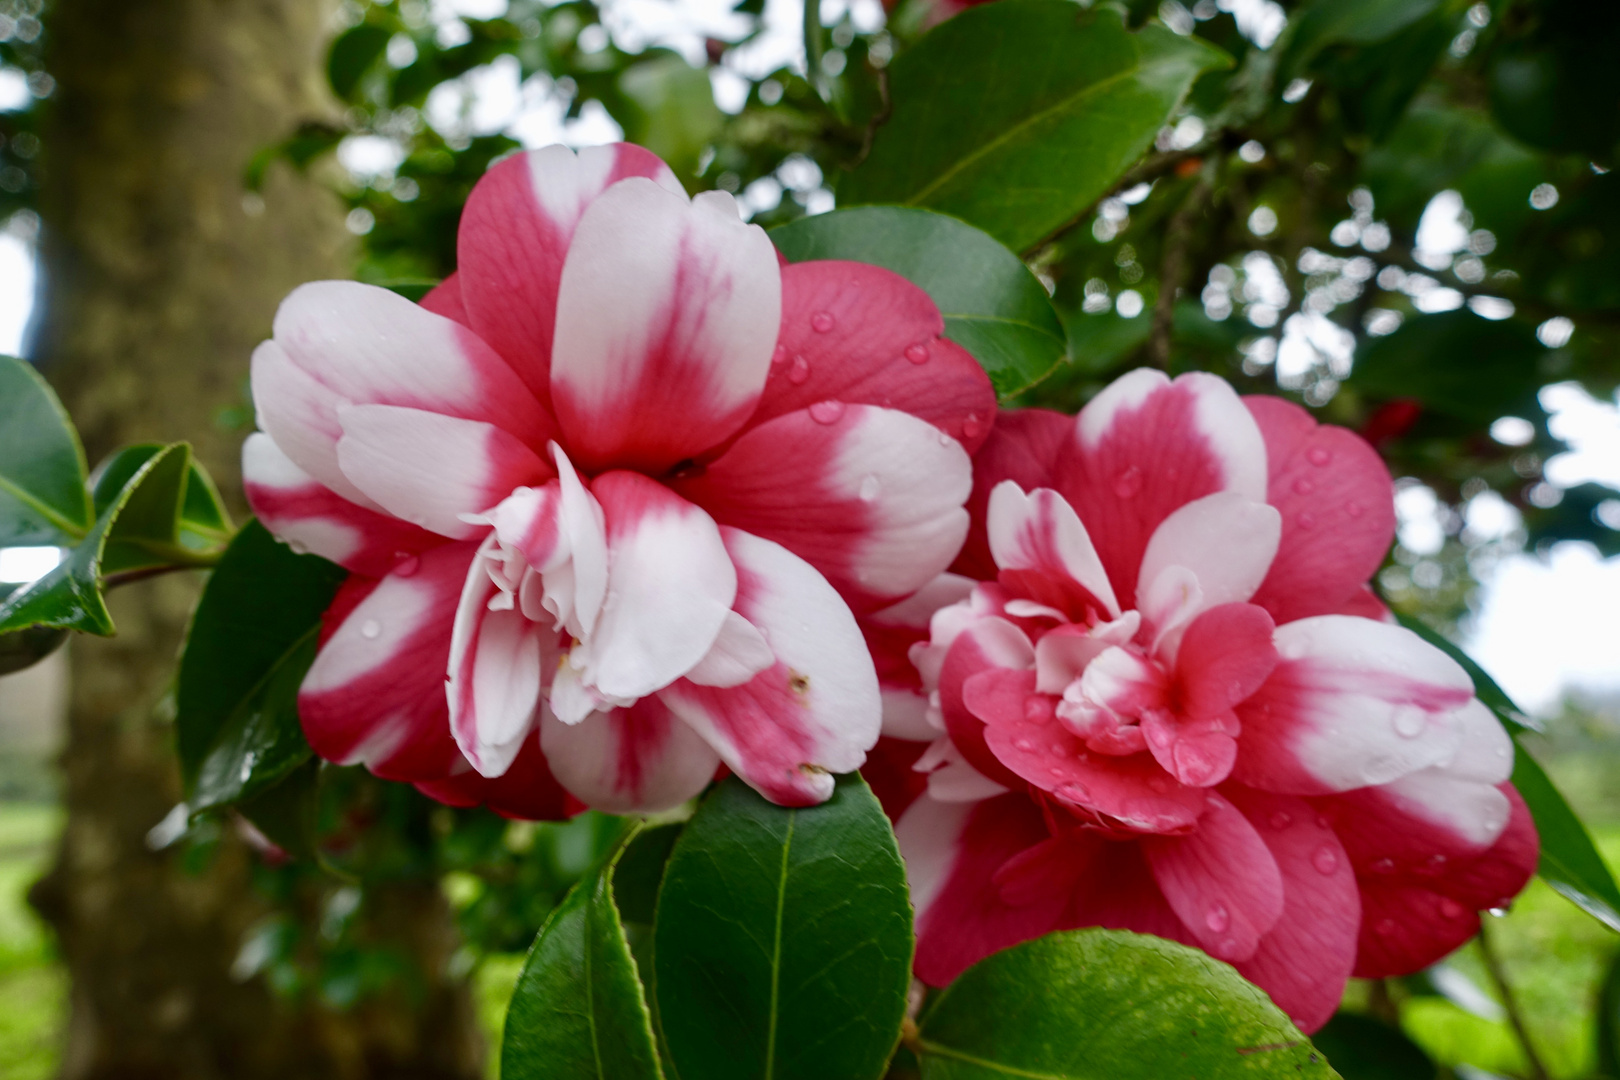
88,444 -> 230,575
502,824 -> 664,1080
0,355 -> 92,545
915,929 -> 1337,1079
1276,0 -> 1442,88
1350,311 -> 1544,424
653,774 -> 913,1080
190,632 -> 319,813
1309,1013 -> 1435,1080
842,2 -> 1229,252
0,582 -> 67,675
618,55 -> 724,183
175,519 -> 347,790
1486,1 -> 1620,159
771,206 -> 1068,397
328,24 -> 392,101
1394,612 -> 1620,934
0,443 -> 193,637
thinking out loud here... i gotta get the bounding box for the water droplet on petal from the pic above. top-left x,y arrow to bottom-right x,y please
858,474 -> 881,502
287,540 -> 310,555
1371,858 -> 1395,874
808,399 -> 845,424
1292,476 -> 1315,496
1346,501 -> 1364,518
1393,706 -> 1427,738
1312,846 -> 1339,875
394,554 -> 420,577
962,413 -> 983,439
811,311 -> 835,333
1024,697 -> 1054,724
938,432 -> 953,447
1315,814 -> 1331,830
1205,904 -> 1230,932
1113,466 -> 1145,499
1426,853 -> 1447,869
1148,776 -> 1170,794
1269,811 -> 1292,830
1375,918 -> 1397,937
361,619 -> 382,640
1055,781 -> 1089,803
1297,512 -> 1316,530
1013,737 -> 1036,752
1048,766 -> 1067,778
1307,447 -> 1332,466
1438,897 -> 1465,920
1049,741 -> 1069,757
788,355 -> 811,384
772,343 -> 789,365
905,343 -> 930,365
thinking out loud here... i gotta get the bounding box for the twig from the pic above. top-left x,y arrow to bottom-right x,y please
1148,168 -> 1213,369
1477,917 -> 1551,1080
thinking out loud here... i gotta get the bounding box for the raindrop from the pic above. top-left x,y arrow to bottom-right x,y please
811,311 -> 836,333
788,355 -> 811,384
1048,766 -> 1067,778
1296,512 -> 1316,530
1315,814 -> 1331,829
1024,698 -> 1054,723
1307,447 -> 1332,466
937,433 -> 953,447
394,554 -> 420,577
1049,741 -> 1069,757
1113,466 -> 1145,498
1312,846 -> 1339,875
808,399 -> 846,424
1393,707 -> 1426,738
1488,906 -> 1508,918
1438,897 -> 1465,920
858,474 -> 881,502
1371,858 -> 1395,874
905,343 -> 930,365
239,752 -> 256,784
1426,853 -> 1447,869
1292,476 -> 1315,496
1013,737 -> 1036,752
1269,811 -> 1292,830
1375,918 -> 1397,937
962,413 -> 984,439
771,344 -> 789,365
287,540 -> 311,555
361,619 -> 382,640
1205,904 -> 1230,932
1055,781 -> 1090,803
1346,501 -> 1363,518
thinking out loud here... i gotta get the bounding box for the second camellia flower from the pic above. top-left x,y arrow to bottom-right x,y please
242,142 -> 994,817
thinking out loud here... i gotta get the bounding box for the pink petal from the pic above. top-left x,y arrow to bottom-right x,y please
1174,603 -> 1278,719
550,182 -> 780,473
1058,370 -> 1267,610
954,409 -> 1076,579
243,432 -> 441,577
987,482 -> 1120,619
335,404 -> 551,538
539,696 -> 721,813
897,793 -> 1070,987
673,403 -> 973,611
684,611 -> 775,688
420,272 -> 469,325
257,281 -> 554,493
1066,840 -> 1195,945
862,736 -> 932,821
299,542 -> 479,781
1225,787 -> 1359,1034
1245,396 -> 1397,625
1143,792 -> 1286,963
455,144 -> 683,402
862,574 -> 976,740
1135,493 -> 1280,647
748,259 -> 996,452
936,618 -> 1034,790
447,534 -> 550,776
575,473 -> 736,699
658,527 -> 881,806
415,736 -> 570,821
1233,616 -> 1476,794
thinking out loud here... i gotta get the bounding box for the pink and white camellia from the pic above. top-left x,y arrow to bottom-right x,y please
241,143 -> 994,818
874,370 -> 1537,1033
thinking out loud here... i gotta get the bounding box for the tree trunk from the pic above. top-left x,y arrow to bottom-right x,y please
26,2 -> 483,1076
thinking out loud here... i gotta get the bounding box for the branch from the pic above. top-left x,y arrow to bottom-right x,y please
1148,169 -> 1213,369
1477,918 -> 1551,1080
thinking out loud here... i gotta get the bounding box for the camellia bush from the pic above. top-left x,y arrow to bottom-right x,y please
3,0 -> 1620,1076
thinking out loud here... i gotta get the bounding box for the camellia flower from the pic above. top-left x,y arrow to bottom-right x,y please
241,143 -> 994,818
874,370 -> 1536,1032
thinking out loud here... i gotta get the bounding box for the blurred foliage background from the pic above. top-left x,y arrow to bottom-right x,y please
0,0 -> 1618,1075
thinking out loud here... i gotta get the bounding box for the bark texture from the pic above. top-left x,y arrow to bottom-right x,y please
27,1 -> 483,1076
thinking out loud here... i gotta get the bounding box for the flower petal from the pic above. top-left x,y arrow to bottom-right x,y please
243,432 -> 441,577
574,473 -> 736,700
674,403 -> 972,611
1224,787 -> 1360,1034
1173,603 -> 1279,719
456,143 -> 683,401
1233,616 -> 1476,794
1245,396 -> 1397,625
749,259 -> 996,452
684,610 -> 775,688
987,482 -> 1120,620
550,181 -> 781,473
898,792 -> 1070,987
954,408 -> 1076,579
335,404 -> 551,538
1059,370 -> 1268,609
539,697 -> 721,814
1142,792 -> 1286,963
414,736 -> 570,821
299,542 -> 479,781
1135,492 -> 1280,646
863,573 -> 976,739
420,271 -> 469,325
936,617 -> 1033,790
659,527 -> 881,806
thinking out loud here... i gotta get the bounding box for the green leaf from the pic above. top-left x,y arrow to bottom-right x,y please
653,774 -> 913,1080
914,929 -> 1337,1079
1275,0 -> 1443,89
190,632 -> 319,813
175,519 -> 347,791
0,582 -> 66,675
0,443 -> 193,637
1598,947 -> 1620,1079
1393,612 -> 1620,934
1349,311 -> 1544,425
502,824 -> 665,1080
842,2 -> 1230,252
1309,1013 -> 1435,1080
90,444 -> 232,573
328,24 -> 392,101
770,206 -> 1068,397
0,355 -> 92,545
618,55 -> 724,183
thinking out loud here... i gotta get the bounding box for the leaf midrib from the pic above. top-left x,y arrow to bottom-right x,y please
0,473 -> 87,539
763,810 -> 796,1080
914,1038 -> 1074,1079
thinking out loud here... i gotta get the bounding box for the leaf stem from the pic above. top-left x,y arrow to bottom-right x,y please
1476,917 -> 1551,1080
